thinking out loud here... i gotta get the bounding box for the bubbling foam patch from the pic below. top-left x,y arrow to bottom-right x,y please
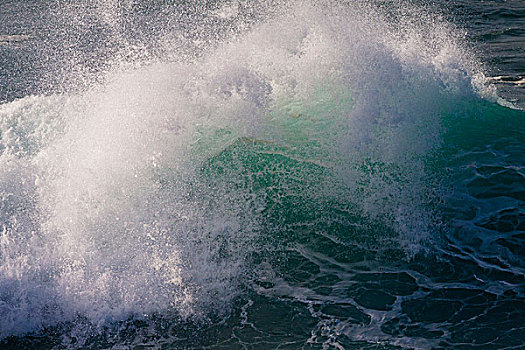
0,0 -> 490,338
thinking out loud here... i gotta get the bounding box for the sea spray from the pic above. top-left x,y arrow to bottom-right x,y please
0,0 -> 518,347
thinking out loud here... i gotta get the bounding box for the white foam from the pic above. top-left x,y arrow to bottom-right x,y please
0,0 -> 489,339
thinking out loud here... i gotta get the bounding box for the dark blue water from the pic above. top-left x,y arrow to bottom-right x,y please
0,1 -> 524,349
447,0 -> 524,108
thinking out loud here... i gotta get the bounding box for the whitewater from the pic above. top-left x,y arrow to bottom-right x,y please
0,0 -> 524,349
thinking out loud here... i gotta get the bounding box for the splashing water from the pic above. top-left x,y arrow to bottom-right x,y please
0,0 -> 524,348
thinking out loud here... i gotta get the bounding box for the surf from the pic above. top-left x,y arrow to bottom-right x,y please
0,0 -> 523,348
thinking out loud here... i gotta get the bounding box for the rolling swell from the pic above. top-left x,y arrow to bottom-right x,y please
0,0 -> 523,348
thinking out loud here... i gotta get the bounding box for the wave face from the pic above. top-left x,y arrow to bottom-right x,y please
0,0 -> 524,348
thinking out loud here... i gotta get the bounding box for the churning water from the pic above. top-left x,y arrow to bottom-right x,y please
0,0 -> 524,349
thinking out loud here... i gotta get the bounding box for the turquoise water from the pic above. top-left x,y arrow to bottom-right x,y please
0,1 -> 524,349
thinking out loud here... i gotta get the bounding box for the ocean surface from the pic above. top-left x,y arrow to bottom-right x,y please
0,0 -> 524,349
